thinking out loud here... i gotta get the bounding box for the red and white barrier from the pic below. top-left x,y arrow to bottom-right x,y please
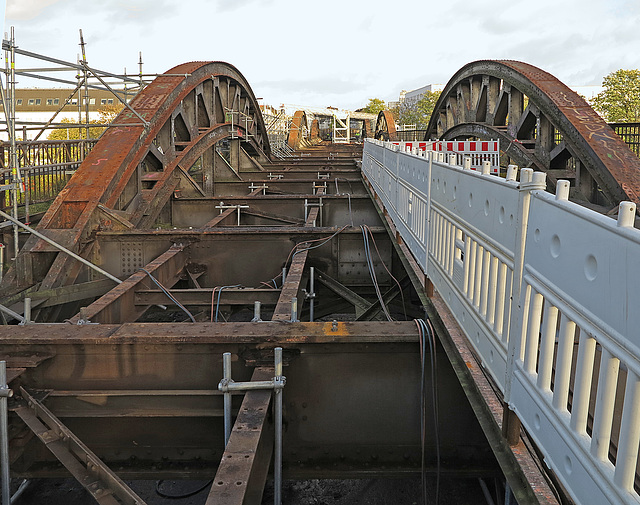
392,139 -> 500,174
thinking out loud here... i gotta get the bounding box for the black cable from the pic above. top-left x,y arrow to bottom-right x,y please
362,223 -> 408,320
155,479 -> 213,499
261,225 -> 349,289
418,319 -> 428,504
361,225 -> 392,321
416,318 -> 440,505
138,268 -> 196,323
424,317 -> 440,505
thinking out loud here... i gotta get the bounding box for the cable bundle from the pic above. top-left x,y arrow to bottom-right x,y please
416,317 -> 440,505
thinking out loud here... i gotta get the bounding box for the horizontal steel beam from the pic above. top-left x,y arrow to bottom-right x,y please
0,321 -> 418,344
68,243 -> 189,324
134,288 -> 281,307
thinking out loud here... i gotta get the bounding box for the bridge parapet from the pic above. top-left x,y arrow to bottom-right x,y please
363,138 -> 640,505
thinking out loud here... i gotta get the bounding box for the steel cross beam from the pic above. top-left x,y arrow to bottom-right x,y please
316,270 -> 371,317
271,188 -> 324,321
134,287 -> 281,307
203,187 -> 264,229
15,387 -> 148,505
68,243 -> 189,324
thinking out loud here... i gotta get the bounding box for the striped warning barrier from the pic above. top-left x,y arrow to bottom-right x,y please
392,139 -> 500,174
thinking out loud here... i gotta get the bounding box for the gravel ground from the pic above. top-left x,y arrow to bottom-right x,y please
11,476 -> 489,504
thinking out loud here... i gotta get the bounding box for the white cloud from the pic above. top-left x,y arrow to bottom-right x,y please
3,0 -> 640,109
7,0 -> 61,20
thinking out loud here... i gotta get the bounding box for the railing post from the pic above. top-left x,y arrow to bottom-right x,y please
503,168 -> 546,443
424,150 -> 434,283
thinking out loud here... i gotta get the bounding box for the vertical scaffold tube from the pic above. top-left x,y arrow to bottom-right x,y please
309,267 -> 315,322
0,361 -> 10,505
223,352 -> 232,446
274,347 -> 283,505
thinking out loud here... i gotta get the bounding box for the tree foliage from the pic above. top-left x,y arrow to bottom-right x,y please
361,98 -> 386,115
399,90 -> 441,129
590,69 -> 640,122
47,104 -> 125,140
47,118 -> 105,140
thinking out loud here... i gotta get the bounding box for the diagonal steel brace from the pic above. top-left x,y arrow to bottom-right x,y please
15,387 -> 147,505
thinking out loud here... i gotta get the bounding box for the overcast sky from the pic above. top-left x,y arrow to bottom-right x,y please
4,0 -> 639,111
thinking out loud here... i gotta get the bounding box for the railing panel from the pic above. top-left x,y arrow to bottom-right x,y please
364,139 -> 520,391
363,138 -> 640,505
510,192 -> 640,505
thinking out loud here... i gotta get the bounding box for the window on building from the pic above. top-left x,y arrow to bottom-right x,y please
89,98 -> 96,105
35,99 -> 41,106
71,98 -> 78,105
53,98 -> 60,105
16,99 -> 22,105
46,99 -> 53,106
101,99 -> 107,105
107,99 -> 114,105
28,99 -> 34,105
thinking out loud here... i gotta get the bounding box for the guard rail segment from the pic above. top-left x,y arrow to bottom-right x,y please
362,138 -> 640,505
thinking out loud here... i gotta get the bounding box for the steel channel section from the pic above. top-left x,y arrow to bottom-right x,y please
92,228 -> 392,314
15,387 -> 147,505
1,322 -> 497,483
271,191 -> 322,321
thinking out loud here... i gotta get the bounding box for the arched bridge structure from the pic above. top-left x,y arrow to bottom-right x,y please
3,61 -> 271,313
374,110 -> 398,141
424,60 -> 640,210
1,59 -> 640,505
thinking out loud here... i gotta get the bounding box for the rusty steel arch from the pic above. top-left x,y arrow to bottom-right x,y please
374,110 -> 397,141
3,61 -> 271,306
287,110 -> 309,149
425,60 -> 640,209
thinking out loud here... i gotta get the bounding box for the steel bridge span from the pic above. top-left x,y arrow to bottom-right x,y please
0,59 -> 639,504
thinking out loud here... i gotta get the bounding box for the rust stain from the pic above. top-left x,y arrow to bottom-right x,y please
322,321 -> 350,336
498,60 -> 640,205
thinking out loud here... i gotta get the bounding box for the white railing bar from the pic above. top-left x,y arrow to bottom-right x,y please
523,271 -> 640,376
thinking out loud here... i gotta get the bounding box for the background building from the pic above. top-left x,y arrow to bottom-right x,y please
2,88 -> 129,140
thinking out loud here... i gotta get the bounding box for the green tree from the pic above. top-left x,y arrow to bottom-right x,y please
590,69 -> 640,122
47,117 -> 105,140
361,98 -> 386,115
399,90 -> 441,129
47,104 -> 125,140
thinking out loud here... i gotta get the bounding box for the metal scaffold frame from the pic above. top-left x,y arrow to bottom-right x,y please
0,27 -> 161,266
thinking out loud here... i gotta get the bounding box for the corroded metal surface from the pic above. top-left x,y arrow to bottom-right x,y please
2,61 -> 271,302
287,111 -> 308,149
374,110 -> 397,141
424,60 -> 640,208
